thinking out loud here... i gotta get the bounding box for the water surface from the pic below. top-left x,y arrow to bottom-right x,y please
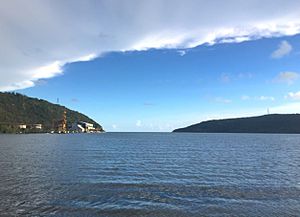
0,133 -> 300,216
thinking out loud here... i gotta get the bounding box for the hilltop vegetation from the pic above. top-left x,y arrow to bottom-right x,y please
173,114 -> 300,134
0,92 -> 103,133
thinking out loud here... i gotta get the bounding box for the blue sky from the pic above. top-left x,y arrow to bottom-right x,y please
1,0 -> 300,131
19,34 -> 300,132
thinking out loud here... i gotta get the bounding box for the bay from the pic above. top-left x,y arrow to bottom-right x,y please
0,133 -> 299,216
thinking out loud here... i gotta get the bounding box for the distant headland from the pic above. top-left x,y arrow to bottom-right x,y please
173,114 -> 300,134
0,92 -> 104,134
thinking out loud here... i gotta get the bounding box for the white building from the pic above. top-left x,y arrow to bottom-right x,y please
19,124 -> 27,129
78,121 -> 95,132
32,124 -> 42,129
69,121 -> 96,133
70,123 -> 85,133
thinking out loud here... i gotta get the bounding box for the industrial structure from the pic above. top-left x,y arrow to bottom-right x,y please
55,110 -> 67,133
69,121 -> 97,133
53,110 -> 99,133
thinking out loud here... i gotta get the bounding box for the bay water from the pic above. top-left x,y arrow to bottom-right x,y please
0,133 -> 299,216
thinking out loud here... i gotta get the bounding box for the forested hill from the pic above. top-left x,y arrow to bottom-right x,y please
173,114 -> 300,134
0,92 -> 104,133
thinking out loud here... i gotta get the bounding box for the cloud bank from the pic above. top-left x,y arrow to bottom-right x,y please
1,0 -> 300,91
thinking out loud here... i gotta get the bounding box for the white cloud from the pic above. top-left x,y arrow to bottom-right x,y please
273,71 -> 300,85
112,124 -> 117,129
31,61 -> 63,79
285,91 -> 300,100
257,96 -> 275,101
177,50 -> 187,56
73,54 -> 97,62
271,40 -> 292,58
219,72 -> 253,85
215,97 -> 232,104
136,120 -> 142,127
241,95 -> 275,101
1,0 -> 300,91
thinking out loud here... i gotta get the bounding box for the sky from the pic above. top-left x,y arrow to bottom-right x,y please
1,0 -> 300,132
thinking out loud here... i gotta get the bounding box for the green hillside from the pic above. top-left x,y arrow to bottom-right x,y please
0,92 -> 104,133
173,114 -> 300,134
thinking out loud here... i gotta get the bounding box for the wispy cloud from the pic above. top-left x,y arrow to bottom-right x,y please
220,73 -> 231,83
257,96 -> 275,101
215,97 -> 232,104
241,95 -> 275,101
271,40 -> 292,59
273,71 -> 300,85
241,95 -> 250,100
220,72 -> 253,84
238,72 -> 253,79
177,50 -> 187,56
1,1 -> 300,91
285,91 -> 300,100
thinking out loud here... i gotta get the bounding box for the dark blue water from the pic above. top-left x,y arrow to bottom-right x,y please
0,133 -> 300,216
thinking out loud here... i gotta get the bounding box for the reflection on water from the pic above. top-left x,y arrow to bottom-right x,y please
0,133 -> 300,216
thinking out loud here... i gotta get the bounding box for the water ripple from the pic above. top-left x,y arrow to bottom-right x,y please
0,133 -> 300,216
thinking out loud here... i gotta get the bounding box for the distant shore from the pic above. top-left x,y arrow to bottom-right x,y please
173,114 -> 300,134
